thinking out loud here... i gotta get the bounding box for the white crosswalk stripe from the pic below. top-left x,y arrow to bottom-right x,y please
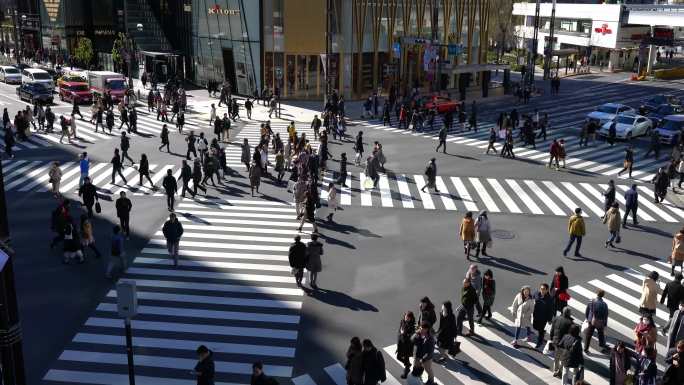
43,198 -> 308,384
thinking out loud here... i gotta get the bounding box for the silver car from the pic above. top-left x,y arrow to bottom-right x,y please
598,114 -> 652,140
0,66 -> 21,84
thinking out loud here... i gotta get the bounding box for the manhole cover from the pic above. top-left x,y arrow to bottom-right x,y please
491,229 -> 516,239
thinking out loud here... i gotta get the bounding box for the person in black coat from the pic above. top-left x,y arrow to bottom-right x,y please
663,341 -> 684,385
179,160 -> 193,198
558,324 -> 584,382
661,273 -> 683,332
162,169 -> 178,211
550,307 -> 574,378
533,283 -> 555,349
159,124 -> 170,152
346,337 -> 364,385
603,180 -> 616,214
162,213 -> 183,267
78,177 -> 98,218
288,235 -> 307,286
138,154 -> 155,188
250,361 -> 277,385
435,301 -> 457,363
361,339 -> 385,385
115,191 -> 132,237
396,311 -> 415,378
192,345 -> 215,385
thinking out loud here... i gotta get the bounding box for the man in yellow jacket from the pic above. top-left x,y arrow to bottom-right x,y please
563,208 -> 586,257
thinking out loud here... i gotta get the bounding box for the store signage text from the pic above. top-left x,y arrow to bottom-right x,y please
94,29 -> 116,36
208,4 -> 240,16
594,24 -> 612,35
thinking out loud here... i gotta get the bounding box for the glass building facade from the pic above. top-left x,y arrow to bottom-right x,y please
191,0 -> 260,96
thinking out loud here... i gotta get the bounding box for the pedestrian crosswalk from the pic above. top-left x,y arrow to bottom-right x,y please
292,260 -> 679,385
225,119 -> 321,168
4,158 -> 682,222
43,197 -> 311,384
0,107 -> 208,151
353,82 -> 684,184
318,170 -> 684,222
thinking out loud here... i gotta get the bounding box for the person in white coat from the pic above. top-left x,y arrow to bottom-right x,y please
48,161 -> 63,197
510,285 -> 535,348
325,182 -> 338,222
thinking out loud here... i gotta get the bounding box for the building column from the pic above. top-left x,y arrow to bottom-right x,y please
646,25 -> 655,75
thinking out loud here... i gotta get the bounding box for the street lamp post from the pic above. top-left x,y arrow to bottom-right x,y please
0,161 -> 27,385
13,10 -> 20,65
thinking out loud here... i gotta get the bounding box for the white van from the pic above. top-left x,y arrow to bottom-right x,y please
21,68 -> 54,91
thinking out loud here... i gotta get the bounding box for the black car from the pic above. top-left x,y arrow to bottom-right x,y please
640,94 -> 680,115
39,67 -> 60,82
646,104 -> 684,127
15,63 -> 30,71
16,83 -> 53,104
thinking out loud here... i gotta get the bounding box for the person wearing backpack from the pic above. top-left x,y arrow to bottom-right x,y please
559,324 -> 584,385
583,288 -> 609,353
105,225 -> 125,279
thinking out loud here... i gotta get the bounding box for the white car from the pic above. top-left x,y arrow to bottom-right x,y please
586,103 -> 635,126
598,114 -> 652,140
0,66 -> 21,84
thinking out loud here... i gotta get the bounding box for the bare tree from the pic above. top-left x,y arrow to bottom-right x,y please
489,0 -> 516,63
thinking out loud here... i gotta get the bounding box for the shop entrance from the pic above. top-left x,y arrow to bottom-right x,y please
222,49 -> 238,92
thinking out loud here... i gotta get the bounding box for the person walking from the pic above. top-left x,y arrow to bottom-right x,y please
456,278 -> 477,337
79,214 -> 101,259
365,153 -> 380,189
298,190 -> 319,233
79,152 -> 90,187
324,182 -> 338,222
435,301 -> 458,363
186,131 -> 197,160
354,131 -> 364,166
396,312 -> 415,378
550,307 -> 574,378
78,177 -> 98,218
670,229 -> 684,276
637,347 -> 658,385
3,124 -> 14,159
563,208 -> 585,257
159,124 -> 170,152
607,120 -> 617,146
634,315 -> 657,355
465,264 -> 483,318
478,269 -> 496,324
609,341 -> 632,385
551,266 -> 570,315
346,337 -> 364,385
665,300 -> 684,353
583,288 -> 610,353
138,154 -> 155,189
249,160 -> 261,196
305,233 -> 323,289
411,323 -> 435,385
603,202 -> 621,248
192,345 -> 215,385
115,192 -> 132,238
111,149 -> 127,184
48,161 -> 62,197
62,222 -> 83,264
120,132 -> 135,166
420,158 -> 439,193
559,324 -> 585,385
192,159 -> 206,195
105,225 -> 126,279
653,167 -> 670,203
533,283 -> 554,350
644,129 -> 661,160
70,113 -> 79,140
336,153 -> 348,187
485,128 -> 498,155
435,125 -> 447,153
510,285 -> 535,348
162,213 -> 183,267
288,235 -> 307,287
617,146 -> 635,178
162,169 -> 178,211
361,339 -> 386,385
179,160 -> 193,198
622,184 -> 639,227
603,180 -> 616,214
661,274 -> 683,335
474,211 -> 491,257
241,138 -> 251,171
639,271 -> 659,318
460,211 -> 475,260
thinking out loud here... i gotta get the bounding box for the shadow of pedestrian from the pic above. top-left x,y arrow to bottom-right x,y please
475,254 -> 546,276
177,212 -> 211,225
304,286 -> 378,311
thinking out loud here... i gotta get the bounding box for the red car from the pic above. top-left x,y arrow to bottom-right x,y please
421,95 -> 460,114
59,81 -> 92,104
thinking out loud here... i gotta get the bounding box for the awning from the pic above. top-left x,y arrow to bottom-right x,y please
446,63 -> 510,74
551,48 -> 578,57
139,51 -> 180,58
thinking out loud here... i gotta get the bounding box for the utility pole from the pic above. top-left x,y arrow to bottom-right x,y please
0,161 -> 27,385
13,10 -> 19,65
526,0 -> 540,90
543,0 -> 556,80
